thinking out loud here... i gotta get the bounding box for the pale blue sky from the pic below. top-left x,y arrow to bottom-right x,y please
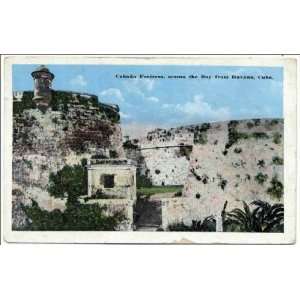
13,64 -> 283,137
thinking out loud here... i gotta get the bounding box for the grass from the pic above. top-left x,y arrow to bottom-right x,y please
137,185 -> 183,196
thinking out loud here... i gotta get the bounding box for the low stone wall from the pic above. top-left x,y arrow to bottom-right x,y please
160,197 -> 221,229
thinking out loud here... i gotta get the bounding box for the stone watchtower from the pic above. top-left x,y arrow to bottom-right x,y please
31,65 -> 54,107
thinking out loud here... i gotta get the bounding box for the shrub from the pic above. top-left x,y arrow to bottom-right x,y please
168,216 -> 216,232
202,174 -> 209,184
123,140 -> 139,150
136,173 -> 152,188
174,191 -> 182,197
85,189 -> 114,200
257,159 -> 265,168
21,200 -> 125,231
48,160 -> 87,203
273,132 -> 282,144
178,145 -> 193,159
218,179 -> 227,191
234,147 -> 242,154
200,123 -> 211,132
254,172 -> 268,185
225,122 -> 249,150
194,132 -> 207,144
251,132 -> 269,139
267,176 -> 283,199
272,156 -> 283,165
155,169 -> 161,174
247,122 -> 254,129
109,150 -> 118,158
270,119 -> 279,126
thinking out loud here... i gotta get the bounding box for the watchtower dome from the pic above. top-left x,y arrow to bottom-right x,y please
31,65 -> 54,103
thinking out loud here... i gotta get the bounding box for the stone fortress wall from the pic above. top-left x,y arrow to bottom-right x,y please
12,88 -> 126,228
125,127 -> 195,186
159,119 -> 284,228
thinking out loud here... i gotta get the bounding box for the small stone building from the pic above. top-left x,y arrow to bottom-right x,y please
87,159 -> 136,201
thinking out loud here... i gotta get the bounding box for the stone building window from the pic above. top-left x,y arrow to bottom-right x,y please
102,174 -> 115,188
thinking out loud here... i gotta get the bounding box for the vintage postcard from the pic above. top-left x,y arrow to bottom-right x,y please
2,55 -> 297,244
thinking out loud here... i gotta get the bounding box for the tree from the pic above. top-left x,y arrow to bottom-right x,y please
48,160 -> 87,204
223,200 -> 284,232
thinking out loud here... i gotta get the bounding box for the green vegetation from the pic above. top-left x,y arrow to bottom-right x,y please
222,200 -> 284,232
137,185 -> 183,197
109,150 -> 118,158
193,123 -> 211,144
217,174 -> 227,190
273,132 -> 282,144
254,172 -> 268,185
218,179 -> 227,190
21,158 -> 126,230
101,105 -> 120,123
123,140 -> 139,150
23,159 -> 33,169
136,173 -> 152,188
178,145 -> 193,159
272,156 -> 283,165
251,132 -> 269,139
234,147 -> 242,154
225,121 -> 249,149
246,121 -> 254,129
194,132 -> 208,144
168,216 -> 216,232
174,191 -> 182,197
84,189 -> 113,201
257,159 -> 265,168
253,119 -> 261,126
267,176 -> 284,199
191,168 -> 201,181
225,120 -> 275,152
13,90 -> 120,122
13,91 -> 35,115
48,160 -> 87,203
270,119 -> 279,125
21,200 -> 125,231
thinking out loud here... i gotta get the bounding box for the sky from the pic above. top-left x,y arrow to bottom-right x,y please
13,64 -> 283,138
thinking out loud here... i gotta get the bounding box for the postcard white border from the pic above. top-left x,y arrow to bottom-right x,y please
2,55 -> 297,244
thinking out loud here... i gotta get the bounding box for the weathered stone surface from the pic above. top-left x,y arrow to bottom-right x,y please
157,119 -> 284,227
12,93 -> 124,228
